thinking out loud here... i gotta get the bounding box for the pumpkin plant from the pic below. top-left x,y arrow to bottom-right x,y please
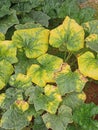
0,16 -> 98,130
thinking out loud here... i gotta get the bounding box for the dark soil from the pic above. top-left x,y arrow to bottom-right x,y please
84,82 -> 98,105
84,82 -> 98,120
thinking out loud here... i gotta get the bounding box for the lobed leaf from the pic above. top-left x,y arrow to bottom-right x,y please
73,103 -> 98,130
62,92 -> 86,110
78,51 -> 98,80
56,64 -> 87,95
12,28 -> 49,58
0,60 -> 14,90
85,34 -> 98,53
0,105 -> 31,130
49,16 -> 84,52
0,40 -> 18,64
27,53 -> 63,87
30,85 -> 62,114
42,105 -> 73,130
82,20 -> 98,34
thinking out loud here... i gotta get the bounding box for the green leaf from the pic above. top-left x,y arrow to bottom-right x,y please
14,50 -> 37,75
78,7 -> 95,24
15,22 -> 42,30
0,0 -> 11,18
0,33 -> 5,41
85,34 -> 98,53
30,85 -> 62,114
62,92 -> 86,110
12,27 -> 49,58
0,40 -> 18,64
57,0 -> 79,19
49,16 -> 84,52
56,64 -> 87,95
0,88 -> 18,109
33,116 -> 48,130
0,10 -> 19,34
82,20 -> 98,34
42,105 -> 73,130
73,103 -> 98,130
0,105 -> 31,130
9,73 -> 32,90
11,0 -> 43,13
30,11 -> 50,27
78,51 -> 98,80
0,60 -> 14,90
27,53 -> 63,87
42,0 -> 62,18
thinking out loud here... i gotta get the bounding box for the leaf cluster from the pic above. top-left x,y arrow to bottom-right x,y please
0,14 -> 98,130
0,0 -> 96,39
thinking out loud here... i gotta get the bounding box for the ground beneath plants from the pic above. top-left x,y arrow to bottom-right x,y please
84,82 -> 98,120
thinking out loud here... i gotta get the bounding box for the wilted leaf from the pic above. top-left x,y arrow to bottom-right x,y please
0,40 -> 18,63
31,85 -> 62,114
12,28 -> 49,58
42,105 -> 73,130
14,100 -> 29,112
49,16 -> 84,52
27,53 -> 63,87
56,64 -> 87,95
78,51 -> 98,80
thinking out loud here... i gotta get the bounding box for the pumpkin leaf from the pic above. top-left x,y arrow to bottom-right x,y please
27,53 -> 63,87
85,34 -> 98,53
33,116 -> 48,130
0,10 -> 19,34
0,60 -> 14,90
56,64 -> 87,95
12,27 -> 49,58
42,105 -> 73,130
62,92 -> 86,110
0,105 -> 31,130
0,33 -> 5,41
14,50 -> 37,75
0,88 -> 18,110
30,10 -> 50,27
73,103 -> 98,130
30,85 -> 62,114
0,40 -> 18,64
9,73 -> 32,90
49,16 -> 84,52
78,51 -> 98,80
82,20 -> 98,34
